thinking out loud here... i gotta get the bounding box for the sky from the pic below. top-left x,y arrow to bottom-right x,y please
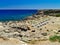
0,0 -> 60,9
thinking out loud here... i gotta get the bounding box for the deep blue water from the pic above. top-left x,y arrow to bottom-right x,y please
0,10 -> 37,21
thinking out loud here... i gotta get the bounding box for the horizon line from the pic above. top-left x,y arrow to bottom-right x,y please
0,8 -> 60,10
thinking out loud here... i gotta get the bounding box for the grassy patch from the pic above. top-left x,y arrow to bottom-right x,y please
55,14 -> 60,17
49,35 -> 60,42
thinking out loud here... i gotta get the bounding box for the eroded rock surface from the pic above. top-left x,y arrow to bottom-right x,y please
0,15 -> 60,45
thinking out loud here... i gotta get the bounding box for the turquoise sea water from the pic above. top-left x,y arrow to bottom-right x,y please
0,10 -> 37,21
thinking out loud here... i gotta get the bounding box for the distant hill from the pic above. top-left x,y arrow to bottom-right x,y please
36,9 -> 60,16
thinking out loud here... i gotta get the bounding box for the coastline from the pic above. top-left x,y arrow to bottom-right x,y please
0,10 -> 60,45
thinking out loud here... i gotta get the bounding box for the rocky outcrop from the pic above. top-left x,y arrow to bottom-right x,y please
0,15 -> 60,45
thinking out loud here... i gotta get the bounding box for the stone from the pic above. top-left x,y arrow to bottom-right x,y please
0,22 -> 3,26
13,32 -> 20,34
31,30 -> 35,32
3,30 -> 10,33
20,28 -> 27,32
41,33 -> 47,36
53,30 -> 58,33
18,34 -> 23,37
0,26 -> 5,31
58,30 -> 60,32
40,28 -> 42,30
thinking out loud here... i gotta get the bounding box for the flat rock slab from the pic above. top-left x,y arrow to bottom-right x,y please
0,38 -> 27,45
29,41 -> 60,45
40,41 -> 60,45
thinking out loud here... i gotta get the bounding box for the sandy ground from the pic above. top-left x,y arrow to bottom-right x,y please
0,38 -> 60,45
35,41 -> 60,45
0,16 -> 60,45
0,38 -> 27,45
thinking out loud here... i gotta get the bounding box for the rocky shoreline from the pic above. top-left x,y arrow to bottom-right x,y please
0,14 -> 60,45
0,15 -> 49,42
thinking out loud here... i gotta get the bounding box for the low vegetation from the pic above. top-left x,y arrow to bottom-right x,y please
49,35 -> 60,42
55,14 -> 60,17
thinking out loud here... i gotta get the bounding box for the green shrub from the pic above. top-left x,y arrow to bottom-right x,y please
58,36 -> 60,42
49,35 -> 58,42
49,35 -> 60,42
55,14 -> 60,17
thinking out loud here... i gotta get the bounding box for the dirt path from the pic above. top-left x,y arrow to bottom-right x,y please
0,38 -> 27,45
28,41 -> 60,45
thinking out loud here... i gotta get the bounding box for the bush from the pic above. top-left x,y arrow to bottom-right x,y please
49,35 -> 60,42
55,14 -> 60,17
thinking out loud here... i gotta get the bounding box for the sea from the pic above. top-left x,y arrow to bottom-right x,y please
0,10 -> 37,21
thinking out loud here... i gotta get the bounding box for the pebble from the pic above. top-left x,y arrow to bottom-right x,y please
31,30 -> 35,32
41,33 -> 47,36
